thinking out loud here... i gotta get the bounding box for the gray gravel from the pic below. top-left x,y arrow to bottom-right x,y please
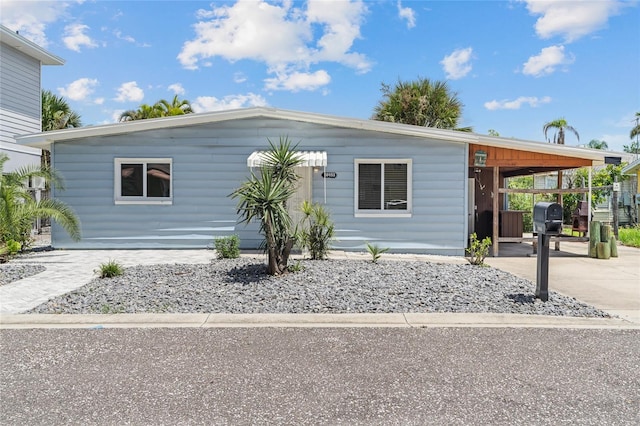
0,264 -> 46,286
29,258 -> 610,317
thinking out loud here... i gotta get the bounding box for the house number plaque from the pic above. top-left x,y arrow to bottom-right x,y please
322,172 -> 337,179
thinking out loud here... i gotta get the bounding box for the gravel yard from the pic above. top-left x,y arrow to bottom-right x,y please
26,257 -> 611,317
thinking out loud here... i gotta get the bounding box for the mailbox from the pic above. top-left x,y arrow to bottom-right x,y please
533,202 -> 563,235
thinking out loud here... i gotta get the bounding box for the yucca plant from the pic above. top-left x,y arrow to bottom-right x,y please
366,242 -> 389,263
299,200 -> 334,260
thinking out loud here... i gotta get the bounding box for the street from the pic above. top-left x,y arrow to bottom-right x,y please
1,327 -> 638,425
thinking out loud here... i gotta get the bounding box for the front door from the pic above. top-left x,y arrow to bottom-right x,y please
289,167 -> 312,228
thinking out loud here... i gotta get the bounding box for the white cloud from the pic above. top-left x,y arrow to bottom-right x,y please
191,93 -> 268,112
114,30 -> 135,43
265,69 -> 331,92
114,81 -> 144,102
484,96 -> 552,111
94,97 -> 104,105
441,47 -> 473,80
177,0 -> 370,92
0,0 -> 77,47
168,83 -> 185,95
523,0 -> 624,42
397,1 -> 416,29
58,78 -> 99,101
522,45 -> 574,77
233,72 -> 248,83
63,23 -> 98,52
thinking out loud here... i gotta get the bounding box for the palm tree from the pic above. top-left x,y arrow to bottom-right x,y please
543,118 -> 579,208
42,90 -> 82,131
543,118 -> 579,145
155,95 -> 193,116
231,137 -> 303,275
0,154 -> 80,251
587,139 -> 608,150
630,112 -> 640,140
373,77 -> 472,131
119,104 -> 162,122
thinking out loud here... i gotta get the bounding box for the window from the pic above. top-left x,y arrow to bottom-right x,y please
355,159 -> 412,216
115,158 -> 172,204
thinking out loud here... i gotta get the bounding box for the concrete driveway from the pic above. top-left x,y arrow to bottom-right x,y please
485,240 -> 640,323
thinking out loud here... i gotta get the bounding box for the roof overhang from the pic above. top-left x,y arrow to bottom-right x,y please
0,25 -> 64,65
248,151 -> 327,168
622,157 -> 640,175
16,106 -> 609,167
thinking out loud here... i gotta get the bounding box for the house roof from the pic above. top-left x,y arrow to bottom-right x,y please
622,157 -> 640,175
16,106 -> 611,166
0,25 -> 64,66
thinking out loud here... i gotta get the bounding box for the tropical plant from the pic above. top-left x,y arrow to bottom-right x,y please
543,118 -> 579,145
41,89 -> 82,131
373,77 -> 472,131
0,153 -> 81,249
155,95 -> 193,116
214,234 -> 240,259
624,113 -> 639,154
119,96 -> 194,122
366,242 -> 389,263
298,200 -> 334,260
231,137 -> 303,275
466,233 -> 492,266
586,139 -> 608,150
630,112 -> 640,140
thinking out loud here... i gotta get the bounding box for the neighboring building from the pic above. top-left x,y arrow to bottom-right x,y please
17,107 -> 610,255
621,157 -> 640,223
0,24 -> 64,173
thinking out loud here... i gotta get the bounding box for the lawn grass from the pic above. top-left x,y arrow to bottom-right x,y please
618,225 -> 640,248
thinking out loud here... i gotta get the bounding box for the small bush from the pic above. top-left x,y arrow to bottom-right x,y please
366,242 -> 389,263
96,259 -> 124,278
466,233 -> 492,265
214,235 -> 240,259
298,201 -> 334,260
287,260 -> 304,273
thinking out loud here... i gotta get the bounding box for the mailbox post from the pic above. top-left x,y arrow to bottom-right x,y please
533,202 -> 563,301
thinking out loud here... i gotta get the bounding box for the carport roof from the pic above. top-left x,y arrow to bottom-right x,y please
17,106 -> 610,166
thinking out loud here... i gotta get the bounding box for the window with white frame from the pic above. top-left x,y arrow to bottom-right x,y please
115,158 -> 172,204
355,159 -> 412,216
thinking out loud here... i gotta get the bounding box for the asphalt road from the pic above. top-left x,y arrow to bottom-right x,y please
1,328 -> 639,425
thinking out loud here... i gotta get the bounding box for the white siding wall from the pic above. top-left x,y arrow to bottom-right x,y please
51,118 -> 468,255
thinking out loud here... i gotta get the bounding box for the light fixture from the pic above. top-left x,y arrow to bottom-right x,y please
474,150 -> 487,167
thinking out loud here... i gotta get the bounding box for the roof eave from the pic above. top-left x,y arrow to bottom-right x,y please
0,25 -> 64,65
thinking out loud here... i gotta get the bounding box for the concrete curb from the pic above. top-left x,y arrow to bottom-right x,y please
1,313 -> 637,330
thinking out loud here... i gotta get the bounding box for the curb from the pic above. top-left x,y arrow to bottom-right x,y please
1,313 -> 638,330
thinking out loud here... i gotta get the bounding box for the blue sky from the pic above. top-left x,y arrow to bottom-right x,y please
2,0 -> 639,151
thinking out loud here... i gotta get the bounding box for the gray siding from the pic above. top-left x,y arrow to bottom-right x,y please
51,118 -> 468,255
0,43 -> 41,144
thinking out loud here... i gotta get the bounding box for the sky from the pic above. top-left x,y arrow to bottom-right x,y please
1,0 -> 639,152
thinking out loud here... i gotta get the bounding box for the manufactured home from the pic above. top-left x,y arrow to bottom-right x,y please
17,107 -> 610,256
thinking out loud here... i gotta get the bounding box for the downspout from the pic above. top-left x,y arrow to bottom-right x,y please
588,166 -> 593,236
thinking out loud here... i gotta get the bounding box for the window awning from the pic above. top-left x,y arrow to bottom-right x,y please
247,151 -> 327,168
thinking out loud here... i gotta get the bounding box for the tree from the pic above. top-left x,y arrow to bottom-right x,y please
543,118 -> 579,145
0,153 -> 80,251
231,137 -> 303,275
155,95 -> 193,116
372,77 -> 472,131
42,90 -> 82,131
587,139 -> 608,150
119,96 -> 193,122
625,112 -> 640,154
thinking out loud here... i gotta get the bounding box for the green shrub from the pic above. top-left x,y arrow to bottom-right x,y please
214,234 -> 241,259
96,259 -> 124,278
619,225 -> 640,248
298,201 -> 335,260
366,242 -> 389,263
287,260 -> 304,273
466,233 -> 492,266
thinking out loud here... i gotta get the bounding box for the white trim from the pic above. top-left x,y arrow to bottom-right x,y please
0,24 -> 64,65
114,158 -> 173,205
354,158 -> 412,217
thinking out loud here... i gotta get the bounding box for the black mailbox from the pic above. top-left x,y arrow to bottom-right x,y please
533,202 -> 563,235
